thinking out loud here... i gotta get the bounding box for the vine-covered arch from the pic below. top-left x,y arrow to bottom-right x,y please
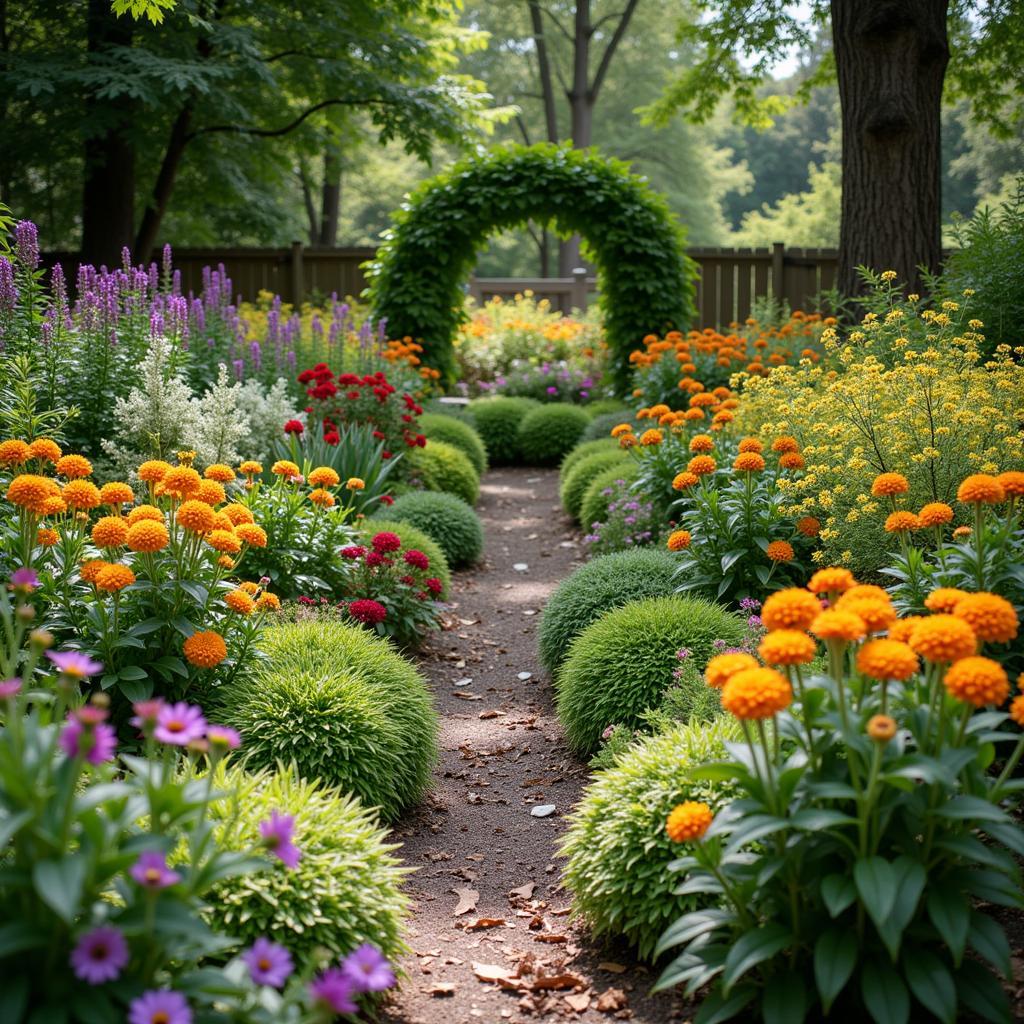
367,143 -> 697,392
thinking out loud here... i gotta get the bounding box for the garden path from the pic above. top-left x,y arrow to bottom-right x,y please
383,467 -> 687,1024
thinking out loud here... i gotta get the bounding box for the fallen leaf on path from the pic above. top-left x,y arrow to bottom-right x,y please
531,973 -> 586,991
464,917 -> 507,931
534,934 -> 568,944
479,709 -> 503,719
427,982 -> 456,997
453,887 -> 479,916
598,962 -> 627,974
473,962 -> 515,984
595,988 -> 628,1012
565,992 -> 592,1013
454,692 -> 483,701
459,617 -> 480,625
509,882 -> 536,900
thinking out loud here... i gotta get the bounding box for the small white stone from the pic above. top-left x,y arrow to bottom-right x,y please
455,678 -> 473,687
517,672 -> 533,681
512,563 -> 529,572
531,805 -> 556,818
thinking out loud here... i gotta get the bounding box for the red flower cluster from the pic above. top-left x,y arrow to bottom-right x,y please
283,419 -> 304,435
348,598 -> 388,625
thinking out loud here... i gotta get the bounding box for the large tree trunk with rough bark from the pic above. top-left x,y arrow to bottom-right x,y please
318,144 -> 342,246
832,0 -> 949,295
81,0 -> 135,267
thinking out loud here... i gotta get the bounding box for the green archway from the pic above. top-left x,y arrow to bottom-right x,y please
366,143 -> 697,393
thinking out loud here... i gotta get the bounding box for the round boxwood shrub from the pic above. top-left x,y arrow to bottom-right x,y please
556,596 -> 745,754
560,449 -> 632,520
559,718 -> 738,960
407,438 -> 480,506
517,403 -> 591,465
559,437 -> 618,481
579,461 -> 640,531
360,518 -> 451,599
585,398 -> 630,419
538,548 -> 681,676
219,621 -> 438,821
467,396 -> 538,464
583,409 -> 636,443
419,412 -> 488,475
205,764 -> 408,963
388,490 -> 483,568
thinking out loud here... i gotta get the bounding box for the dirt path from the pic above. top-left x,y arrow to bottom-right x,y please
384,467 -> 685,1024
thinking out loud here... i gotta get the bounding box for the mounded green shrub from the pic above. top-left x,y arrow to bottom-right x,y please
585,398 -> 630,419
407,438 -> 480,506
559,718 -> 739,959
556,596 -> 745,754
419,412 -> 488,475
219,620 -> 438,821
205,764 -> 408,963
560,449 -> 631,520
360,518 -> 451,599
467,396 -> 538,464
517,403 -> 591,465
559,437 -> 618,481
583,409 -> 637,443
538,548 -> 681,676
388,490 -> 483,568
579,461 -> 639,530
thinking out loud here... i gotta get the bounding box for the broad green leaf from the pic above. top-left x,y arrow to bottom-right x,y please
926,887 -> 969,965
968,911 -> 1012,978
955,959 -> 1012,1023
854,856 -> 898,931
934,795 -> 1008,824
860,959 -> 909,1024
814,927 -> 857,1012
903,949 -> 956,1024
762,971 -> 808,1024
32,855 -> 86,924
821,873 -> 857,918
721,923 -> 791,993
694,986 -> 756,1024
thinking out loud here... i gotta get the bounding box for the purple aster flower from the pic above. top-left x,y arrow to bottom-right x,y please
676,647 -> 692,661
242,937 -> 293,988
342,944 -> 396,993
207,725 -> 241,750
154,702 -> 207,746
259,810 -> 301,869
70,925 -> 129,985
130,698 -> 164,733
130,850 -> 181,890
0,678 -> 21,699
59,710 -> 117,764
128,990 -> 192,1024
10,567 -> 38,591
47,650 -> 103,679
309,968 -> 358,1014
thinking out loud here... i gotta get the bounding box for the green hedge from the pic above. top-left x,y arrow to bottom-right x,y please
418,412 -> 488,475
388,490 -> 484,568
407,438 -> 480,506
579,460 -> 640,530
367,143 -> 697,392
560,448 -> 631,521
517,403 -> 591,466
466,396 -> 538,465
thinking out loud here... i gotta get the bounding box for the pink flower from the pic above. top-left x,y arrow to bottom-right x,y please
10,567 -> 38,592
339,545 -> 367,560
130,698 -> 164,732
70,926 -> 129,985
59,709 -> 117,764
370,531 -> 402,553
348,599 -> 387,625
207,725 -> 241,750
425,577 -> 443,595
242,937 -> 293,988
259,810 -> 301,869
342,943 -> 396,993
47,650 -> 103,679
403,549 -> 429,570
128,990 -> 191,1024
309,968 -> 358,1014
154,702 -> 206,746
130,850 -> 181,890
0,678 -> 21,699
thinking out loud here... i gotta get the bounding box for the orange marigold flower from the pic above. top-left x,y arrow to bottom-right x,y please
689,434 -> 714,454
80,559 -> 109,583
953,592 -> 1018,644
238,581 -> 260,595
43,495 -> 67,515
235,522 -> 267,548
183,630 -> 227,668
99,482 -> 135,506
771,436 -> 799,454
256,592 -> 281,611
766,540 -> 794,562
779,452 -> 805,470
308,466 -> 341,488
1010,692 -> 1024,727
272,460 -> 300,478
26,438 -> 61,462
682,409 -> 704,421
91,516 -> 129,549
690,393 -> 718,408
55,454 -> 93,479
687,455 -> 716,476
195,480 -> 226,506
885,511 -> 921,533
7,474 -> 59,514
176,499 -> 217,534
225,589 -> 256,615
137,460 -> 172,483
997,471 -> 1024,497
37,527 -> 59,546
918,502 -> 954,527
127,504 -> 164,526
811,610 -> 867,643
857,639 -> 918,681
888,616 -> 924,643
758,629 -> 816,666
924,587 -> 970,613
867,715 -> 898,742
842,584 -> 889,602
834,594 -> 896,634
666,529 -> 692,551
871,472 -> 909,497
62,480 -> 101,510
762,588 -> 822,631
160,466 -> 202,500
222,503 -> 255,526
807,567 -> 856,596
672,471 -> 700,491
205,529 -> 241,554
204,463 -> 236,482
639,429 -> 663,447
214,511 -> 234,531
796,516 -> 820,538
721,667 -> 792,719
666,801 -> 714,843
0,439 -> 30,464
738,438 -> 764,454
944,656 -> 1009,707
909,615 -> 976,663
734,451 -> 766,473
619,434 -> 638,448
957,474 -> 1005,504
649,404 -> 671,417
309,488 -> 336,507
712,410 -> 734,425
239,460 -> 263,477
126,520 -> 169,552
95,563 -> 136,592
705,652 -> 759,689
610,423 -> 633,438
952,526 -> 972,540
218,556 -> 235,570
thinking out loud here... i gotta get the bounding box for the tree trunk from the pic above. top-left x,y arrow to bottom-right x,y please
81,0 -> 135,267
559,0 -> 593,276
133,105 -> 192,262
318,144 -> 342,246
832,0 -> 949,295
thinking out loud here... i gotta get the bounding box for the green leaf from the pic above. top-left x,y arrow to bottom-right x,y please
875,857 -> 926,960
854,856 -> 898,931
934,795 -> 1008,823
117,677 -> 153,702
926,887 -> 969,965
860,959 -> 909,1024
821,873 -> 857,918
968,911 -> 1012,978
694,986 -> 756,1024
0,921 -> 49,957
721,923 -> 791,993
903,949 -> 956,1024
32,855 -> 86,924
0,976 -> 28,1024
790,808 -> 858,830
118,665 -> 149,680
955,959 -> 1012,1023
762,971 -> 807,1024
814,927 -> 857,1012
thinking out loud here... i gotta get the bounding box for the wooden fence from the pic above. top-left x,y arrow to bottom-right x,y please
43,242 -> 839,328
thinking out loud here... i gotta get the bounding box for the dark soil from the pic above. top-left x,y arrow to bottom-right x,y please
383,467 -> 688,1024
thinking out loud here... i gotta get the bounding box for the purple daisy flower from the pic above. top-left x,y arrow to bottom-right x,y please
259,810 -> 301,869
0,678 -> 21,699
70,925 -> 129,985
308,968 -> 358,1014
130,850 -> 181,890
130,698 -> 164,732
154,702 -> 207,746
241,937 -> 293,988
342,943 -> 396,993
47,650 -> 103,679
10,567 -> 38,591
206,724 -> 241,750
128,989 -> 192,1024
59,711 -> 117,764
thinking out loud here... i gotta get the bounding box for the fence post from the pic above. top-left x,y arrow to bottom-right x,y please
771,242 -> 785,306
570,266 -> 588,311
290,241 -> 305,305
